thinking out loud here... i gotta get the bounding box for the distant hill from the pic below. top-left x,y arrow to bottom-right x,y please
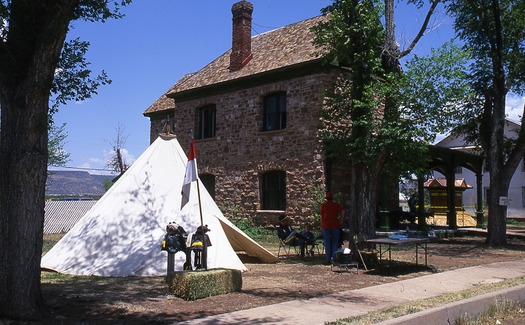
46,170 -> 115,197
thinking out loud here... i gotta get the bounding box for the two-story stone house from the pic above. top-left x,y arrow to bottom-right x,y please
143,1 -> 349,225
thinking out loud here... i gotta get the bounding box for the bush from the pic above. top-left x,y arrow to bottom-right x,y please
231,218 -> 274,242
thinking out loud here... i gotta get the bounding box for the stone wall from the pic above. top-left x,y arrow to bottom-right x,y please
150,72 -> 339,227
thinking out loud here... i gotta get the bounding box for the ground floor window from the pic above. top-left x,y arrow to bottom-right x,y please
260,171 -> 286,210
200,174 -> 216,199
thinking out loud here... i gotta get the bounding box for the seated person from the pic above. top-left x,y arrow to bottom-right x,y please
301,223 -> 317,256
277,215 -> 308,258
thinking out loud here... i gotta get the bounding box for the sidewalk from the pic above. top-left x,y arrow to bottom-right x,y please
176,259 -> 525,325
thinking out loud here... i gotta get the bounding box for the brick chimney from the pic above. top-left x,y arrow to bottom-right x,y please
230,0 -> 253,72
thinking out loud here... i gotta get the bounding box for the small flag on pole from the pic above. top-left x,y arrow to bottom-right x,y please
181,139 -> 198,209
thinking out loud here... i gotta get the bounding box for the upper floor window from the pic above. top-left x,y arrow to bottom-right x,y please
262,92 -> 286,131
196,105 -> 216,139
260,170 -> 286,211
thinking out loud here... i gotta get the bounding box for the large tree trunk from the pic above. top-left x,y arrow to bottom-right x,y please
0,89 -> 49,319
349,165 -> 378,242
485,175 -> 509,246
480,0 -> 525,247
483,100 -> 525,246
0,1 -> 76,319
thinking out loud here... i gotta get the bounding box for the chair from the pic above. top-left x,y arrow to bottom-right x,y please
313,239 -> 325,257
302,238 -> 324,257
277,237 -> 300,258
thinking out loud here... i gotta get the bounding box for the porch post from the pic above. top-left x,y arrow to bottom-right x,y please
446,171 -> 457,229
476,171 -> 485,228
417,175 -> 427,229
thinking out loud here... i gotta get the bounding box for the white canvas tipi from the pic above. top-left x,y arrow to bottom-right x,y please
41,134 -> 278,276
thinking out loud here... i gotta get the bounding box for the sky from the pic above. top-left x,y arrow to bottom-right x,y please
51,0 -> 524,175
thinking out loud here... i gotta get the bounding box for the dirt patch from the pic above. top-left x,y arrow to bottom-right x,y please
31,236 -> 525,324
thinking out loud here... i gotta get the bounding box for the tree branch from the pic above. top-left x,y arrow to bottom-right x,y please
399,0 -> 441,58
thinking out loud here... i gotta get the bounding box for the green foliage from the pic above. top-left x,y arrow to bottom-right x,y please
397,42 -> 478,139
455,299 -> 520,325
72,0 -> 132,22
309,185 -> 326,228
313,0 -> 389,165
217,200 -> 244,220
217,200 -> 274,242
102,178 -> 114,191
447,0 -> 525,96
314,0 -> 436,177
42,234 -> 64,254
0,2 -> 131,113
314,0 -> 385,73
231,218 -> 274,242
47,121 -> 70,167
444,0 -> 525,149
50,38 -> 111,113
506,218 -> 525,226
313,1 -> 478,178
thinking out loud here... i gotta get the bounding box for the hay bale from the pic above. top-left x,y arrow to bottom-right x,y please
166,268 -> 242,301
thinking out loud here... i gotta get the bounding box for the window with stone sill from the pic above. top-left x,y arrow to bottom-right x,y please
196,104 -> 216,139
260,170 -> 286,211
262,92 -> 286,132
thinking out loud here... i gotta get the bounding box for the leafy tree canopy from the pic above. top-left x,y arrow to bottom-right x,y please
313,0 -> 474,177
0,1 -> 131,113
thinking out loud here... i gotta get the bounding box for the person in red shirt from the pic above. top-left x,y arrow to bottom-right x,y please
320,191 -> 345,264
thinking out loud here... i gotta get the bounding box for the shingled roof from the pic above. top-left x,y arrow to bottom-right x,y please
424,178 -> 473,190
143,15 -> 327,116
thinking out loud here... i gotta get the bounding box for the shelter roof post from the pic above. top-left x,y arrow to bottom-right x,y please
446,170 -> 457,229
476,172 -> 486,228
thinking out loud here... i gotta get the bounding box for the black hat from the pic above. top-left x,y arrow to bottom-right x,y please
278,215 -> 289,222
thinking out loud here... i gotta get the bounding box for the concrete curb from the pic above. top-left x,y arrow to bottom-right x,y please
376,284 -> 525,325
